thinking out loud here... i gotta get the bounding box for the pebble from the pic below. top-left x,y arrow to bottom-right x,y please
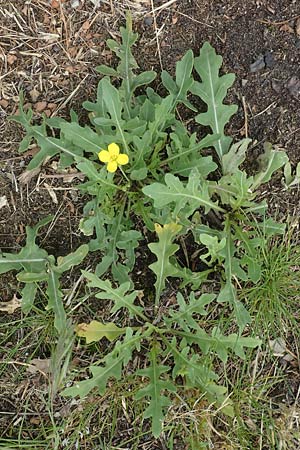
71,0 -> 80,8
250,55 -> 265,73
264,51 -> 275,69
144,16 -> 153,26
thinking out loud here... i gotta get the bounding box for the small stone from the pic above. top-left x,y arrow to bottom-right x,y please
264,51 -> 275,69
286,76 -> 300,100
241,79 -> 248,87
144,16 -> 153,26
71,0 -> 80,7
250,55 -> 265,73
271,80 -> 282,94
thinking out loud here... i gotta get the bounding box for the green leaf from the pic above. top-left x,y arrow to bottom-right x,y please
132,71 -> 157,90
148,223 -> 182,305
100,78 -> 129,153
75,158 -> 121,193
199,234 -> 226,265
284,161 -> 300,188
252,142 -> 289,190
135,343 -> 176,438
63,354 -> 123,399
222,138 -> 252,175
166,337 -> 230,408
96,65 -> 118,76
148,95 -> 174,143
0,217 -> 51,274
47,269 -> 67,333
82,271 -> 146,320
143,170 -> 224,215
17,271 -> 48,282
60,122 -> 104,155
216,170 -> 255,210
177,327 -> 261,363
75,321 -> 125,343
166,128 -> 218,178
191,42 -> 238,162
162,50 -> 195,109
21,283 -> 38,313
63,328 -> 141,398
56,244 -> 89,274
217,282 -> 251,330
220,217 -> 251,330
165,291 -> 215,331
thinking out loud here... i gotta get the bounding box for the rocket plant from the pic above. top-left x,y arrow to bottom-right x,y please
1,14 -> 294,437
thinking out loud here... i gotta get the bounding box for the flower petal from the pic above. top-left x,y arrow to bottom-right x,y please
107,161 -> 118,173
108,143 -> 120,158
117,153 -> 129,166
98,150 -> 110,163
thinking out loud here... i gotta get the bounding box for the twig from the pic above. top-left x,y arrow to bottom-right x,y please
150,0 -> 163,70
242,95 -> 248,138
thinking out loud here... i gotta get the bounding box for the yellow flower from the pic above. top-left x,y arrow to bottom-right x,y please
98,143 -> 129,173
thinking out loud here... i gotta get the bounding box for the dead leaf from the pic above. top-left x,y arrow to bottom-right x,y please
44,183 -> 58,204
18,167 -> 41,184
0,196 -> 8,209
81,20 -> 91,32
26,358 -> 51,375
7,53 -> 17,65
0,99 -> 9,108
35,101 -> 47,112
279,23 -> 294,34
47,102 -> 57,111
50,0 -> 60,8
63,169 -> 84,183
29,417 -> 41,425
296,18 -> 300,36
269,337 -> 287,357
0,295 -> 21,313
44,109 -> 52,117
29,88 -> 40,102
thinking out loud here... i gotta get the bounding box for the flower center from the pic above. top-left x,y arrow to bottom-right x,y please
110,152 -> 119,162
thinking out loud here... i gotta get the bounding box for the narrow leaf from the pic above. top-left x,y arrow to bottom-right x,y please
148,223 -> 182,305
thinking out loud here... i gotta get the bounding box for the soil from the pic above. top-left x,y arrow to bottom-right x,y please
1,0 -> 300,448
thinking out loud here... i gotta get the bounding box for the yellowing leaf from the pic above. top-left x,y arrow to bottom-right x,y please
75,320 -> 125,343
154,222 -> 182,235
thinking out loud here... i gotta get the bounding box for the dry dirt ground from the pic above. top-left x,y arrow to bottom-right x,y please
1,0 -> 300,448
